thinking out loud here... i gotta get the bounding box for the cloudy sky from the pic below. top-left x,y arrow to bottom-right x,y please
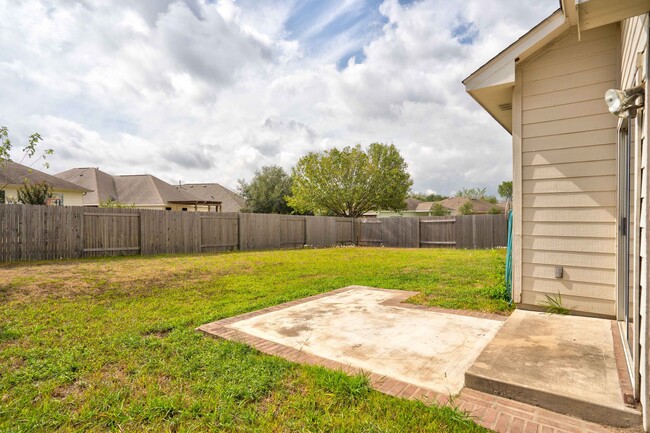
0,0 -> 558,195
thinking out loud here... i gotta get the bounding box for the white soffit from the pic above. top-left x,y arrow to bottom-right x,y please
462,9 -> 568,133
577,0 -> 650,31
463,9 -> 567,92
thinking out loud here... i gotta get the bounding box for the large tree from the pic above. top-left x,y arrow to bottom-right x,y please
498,181 -> 513,200
288,143 -> 413,217
238,165 -> 294,214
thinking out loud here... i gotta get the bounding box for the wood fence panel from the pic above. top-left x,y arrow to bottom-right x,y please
0,205 -> 83,261
280,216 -> 306,249
474,215 -> 492,249
0,205 -> 14,261
336,218 -> 355,245
21,204 -> 40,261
493,214 -> 508,247
357,219 -> 382,246
140,209 -> 164,255
200,213 -> 238,252
239,213 -> 282,250
83,208 -> 140,257
306,216 -> 337,247
166,212 -> 201,254
455,216 -> 473,249
380,217 -> 419,248
419,217 -> 456,248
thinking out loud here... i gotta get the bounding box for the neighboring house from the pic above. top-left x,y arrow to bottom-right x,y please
56,167 -> 221,211
376,197 -> 503,217
179,183 -> 245,213
370,198 -> 424,218
0,161 -> 89,205
436,197 -> 503,215
464,0 -> 650,427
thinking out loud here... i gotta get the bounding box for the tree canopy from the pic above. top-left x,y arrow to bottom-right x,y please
430,202 -> 450,216
288,143 -> 413,218
458,201 -> 474,215
455,187 -> 497,204
409,192 -> 448,202
238,165 -> 294,214
498,181 -> 513,200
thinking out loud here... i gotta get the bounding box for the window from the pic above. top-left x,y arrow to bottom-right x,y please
0,190 -> 4,204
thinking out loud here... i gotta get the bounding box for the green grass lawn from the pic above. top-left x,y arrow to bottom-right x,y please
0,247 -> 508,432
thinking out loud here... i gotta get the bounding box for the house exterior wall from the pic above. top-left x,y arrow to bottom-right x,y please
1,186 -> 84,206
59,191 -> 84,206
515,23 -> 620,317
620,13 -> 650,429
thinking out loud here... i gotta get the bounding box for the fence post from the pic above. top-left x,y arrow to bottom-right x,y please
354,218 -> 358,246
138,209 -> 143,257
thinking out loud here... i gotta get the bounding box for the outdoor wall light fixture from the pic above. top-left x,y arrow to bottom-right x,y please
605,84 -> 645,118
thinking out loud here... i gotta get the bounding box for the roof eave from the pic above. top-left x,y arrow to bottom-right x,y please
462,9 -> 569,133
462,9 -> 567,90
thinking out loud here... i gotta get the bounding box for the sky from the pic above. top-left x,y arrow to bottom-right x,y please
0,0 -> 558,195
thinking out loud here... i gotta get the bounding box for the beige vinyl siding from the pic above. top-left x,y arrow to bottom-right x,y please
0,187 -> 84,207
518,23 -> 619,317
61,191 -> 84,207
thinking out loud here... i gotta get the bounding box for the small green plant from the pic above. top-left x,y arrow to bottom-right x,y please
99,197 -> 134,208
541,292 -> 570,315
488,206 -> 502,215
313,367 -> 371,403
442,393 -> 475,427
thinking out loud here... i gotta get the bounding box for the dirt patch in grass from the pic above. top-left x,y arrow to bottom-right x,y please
52,379 -> 88,400
143,328 -> 173,338
0,256 -> 255,302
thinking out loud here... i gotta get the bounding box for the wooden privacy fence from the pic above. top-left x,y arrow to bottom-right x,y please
0,205 -> 506,262
357,214 -> 508,249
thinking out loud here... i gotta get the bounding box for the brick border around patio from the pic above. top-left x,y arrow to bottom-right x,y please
196,286 -> 620,433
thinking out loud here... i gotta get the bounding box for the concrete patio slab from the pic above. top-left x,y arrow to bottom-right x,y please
465,309 -> 642,428
198,286 -> 635,432
201,285 -> 504,395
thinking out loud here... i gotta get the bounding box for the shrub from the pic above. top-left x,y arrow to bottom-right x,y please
17,179 -> 52,205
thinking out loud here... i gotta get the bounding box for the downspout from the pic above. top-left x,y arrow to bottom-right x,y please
505,209 -> 513,304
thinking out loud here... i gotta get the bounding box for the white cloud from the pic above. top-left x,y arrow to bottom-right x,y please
0,0 -> 558,194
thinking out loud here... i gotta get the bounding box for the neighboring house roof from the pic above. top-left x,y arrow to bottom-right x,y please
462,0 -> 650,133
437,197 -> 503,214
415,202 -> 435,212
56,167 -> 117,205
55,168 -> 220,207
1,161 -> 90,192
180,183 -> 246,212
112,175 -> 216,206
405,198 -> 421,211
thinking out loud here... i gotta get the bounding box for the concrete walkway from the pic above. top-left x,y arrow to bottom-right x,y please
197,286 -> 640,433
